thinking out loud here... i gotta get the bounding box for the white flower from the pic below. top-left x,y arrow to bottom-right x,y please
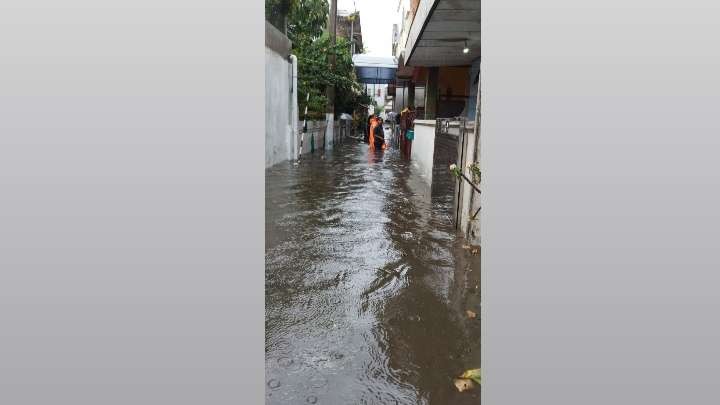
449,164 -> 457,171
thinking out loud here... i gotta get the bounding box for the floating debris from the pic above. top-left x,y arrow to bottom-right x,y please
381,267 -> 402,278
460,368 -> 481,385
277,357 -> 293,367
454,378 -> 475,392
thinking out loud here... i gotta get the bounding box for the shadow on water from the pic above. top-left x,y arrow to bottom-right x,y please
266,140 -> 480,404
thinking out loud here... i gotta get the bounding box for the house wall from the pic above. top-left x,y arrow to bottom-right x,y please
438,66 -> 470,117
337,14 -> 363,54
400,66 -> 470,118
296,120 -> 345,156
453,66 -> 481,245
410,120 -> 436,185
440,67 -> 470,97
465,57 -> 481,121
392,86 -> 426,113
457,122 -> 480,245
265,48 -> 293,168
466,58 -> 481,244
265,22 -> 296,168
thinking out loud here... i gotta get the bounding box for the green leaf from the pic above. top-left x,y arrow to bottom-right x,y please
459,368 -> 481,385
285,0 -> 367,118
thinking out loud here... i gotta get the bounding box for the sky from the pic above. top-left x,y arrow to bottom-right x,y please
337,0 -> 395,56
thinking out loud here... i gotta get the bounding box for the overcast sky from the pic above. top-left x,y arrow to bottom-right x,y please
337,0 -> 395,56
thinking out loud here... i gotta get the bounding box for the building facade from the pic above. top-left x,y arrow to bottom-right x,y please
392,0 -> 482,245
336,10 -> 363,55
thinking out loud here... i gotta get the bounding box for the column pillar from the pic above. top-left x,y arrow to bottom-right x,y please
425,67 -> 439,119
408,80 -> 415,110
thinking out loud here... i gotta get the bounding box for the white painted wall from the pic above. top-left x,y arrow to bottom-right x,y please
464,57 -> 481,120
410,120 -> 436,186
265,47 -> 293,168
324,113 -> 334,151
297,120 -> 326,155
295,120 -> 344,156
458,123 -> 480,245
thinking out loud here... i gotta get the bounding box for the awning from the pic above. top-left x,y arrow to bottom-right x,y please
403,0 -> 480,67
352,54 -> 397,85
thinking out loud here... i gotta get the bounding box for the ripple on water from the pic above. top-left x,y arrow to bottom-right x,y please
266,144 -> 471,404
267,378 -> 281,389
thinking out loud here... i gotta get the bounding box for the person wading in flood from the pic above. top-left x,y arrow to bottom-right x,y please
399,107 -> 415,158
365,114 -> 375,144
369,117 -> 386,151
368,115 -> 378,148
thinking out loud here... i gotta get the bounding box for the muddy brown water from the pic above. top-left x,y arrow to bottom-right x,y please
266,139 -> 480,404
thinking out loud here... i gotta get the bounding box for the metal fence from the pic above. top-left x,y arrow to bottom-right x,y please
435,117 -> 475,230
296,120 -> 354,157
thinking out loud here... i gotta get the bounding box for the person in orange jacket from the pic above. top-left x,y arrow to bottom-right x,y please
365,114 -> 374,143
368,116 -> 379,149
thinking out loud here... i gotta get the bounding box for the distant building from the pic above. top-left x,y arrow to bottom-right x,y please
391,24 -> 400,56
353,54 -> 398,118
337,10 -> 363,55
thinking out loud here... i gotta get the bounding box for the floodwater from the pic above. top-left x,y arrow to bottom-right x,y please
266,137 -> 480,404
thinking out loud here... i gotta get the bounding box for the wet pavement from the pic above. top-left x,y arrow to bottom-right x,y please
266,138 -> 480,404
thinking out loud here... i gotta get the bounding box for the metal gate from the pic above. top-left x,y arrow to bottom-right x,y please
436,117 -> 473,231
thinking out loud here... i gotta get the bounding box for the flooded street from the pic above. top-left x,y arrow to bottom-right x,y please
266,139 -> 480,404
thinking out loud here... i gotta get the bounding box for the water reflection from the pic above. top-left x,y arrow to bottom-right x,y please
266,141 -> 480,404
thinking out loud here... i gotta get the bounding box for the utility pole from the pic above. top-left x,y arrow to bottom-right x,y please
325,0 -> 338,150
350,14 -> 355,54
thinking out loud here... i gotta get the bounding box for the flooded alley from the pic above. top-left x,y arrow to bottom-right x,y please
265,139 -> 480,404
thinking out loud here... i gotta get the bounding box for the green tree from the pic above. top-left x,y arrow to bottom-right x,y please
268,0 -> 371,120
287,0 -> 328,46
265,0 -> 293,33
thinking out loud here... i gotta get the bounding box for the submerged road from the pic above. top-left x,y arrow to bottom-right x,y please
266,139 -> 480,404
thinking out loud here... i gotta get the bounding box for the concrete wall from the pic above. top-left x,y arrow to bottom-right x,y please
265,22 -> 296,168
465,57 -> 481,121
439,67 -> 470,98
295,120 -> 346,156
464,63 -> 481,245
265,48 -> 292,168
392,86 -> 426,113
410,120 -> 436,185
297,120 -> 326,155
456,122 -> 480,245
410,117 -> 480,245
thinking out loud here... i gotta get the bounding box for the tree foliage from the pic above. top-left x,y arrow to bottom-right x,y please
287,0 -> 328,46
267,0 -> 371,120
265,0 -> 292,33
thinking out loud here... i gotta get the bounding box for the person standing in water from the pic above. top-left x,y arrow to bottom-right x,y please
368,116 -> 380,149
373,117 -> 386,150
368,115 -> 378,146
